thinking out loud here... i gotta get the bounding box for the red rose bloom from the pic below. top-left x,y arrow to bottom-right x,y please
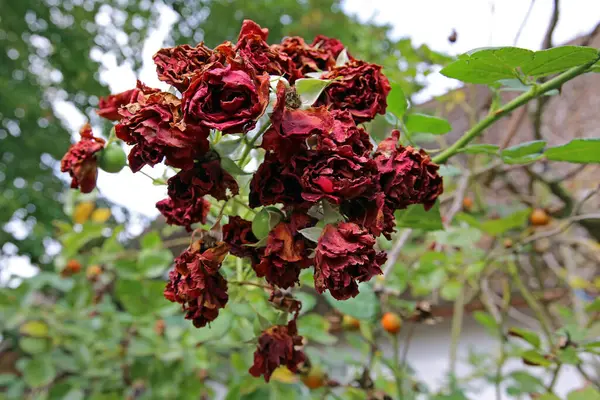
235,20 -> 294,78
153,43 -> 215,92
183,61 -> 270,134
116,82 -> 209,172
342,192 -> 396,239
300,151 -> 378,205
156,197 -> 210,232
316,110 -> 372,158
249,152 -> 306,209
311,35 -> 350,61
261,81 -> 334,161
222,216 -> 259,260
167,156 -> 239,203
253,213 -> 314,289
249,320 -> 306,382
164,241 -> 230,328
318,60 -> 391,124
96,85 -> 156,121
274,36 -> 335,78
374,130 -> 443,211
60,124 -> 105,193
314,222 -> 386,300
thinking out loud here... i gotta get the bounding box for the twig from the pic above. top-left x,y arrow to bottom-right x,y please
399,323 -> 416,398
449,282 -> 466,373
445,173 -> 470,226
574,185 -> 600,215
513,0 -> 537,45
432,56 -> 600,164
381,229 -> 412,278
230,280 -> 270,289
542,0 -> 560,49
499,107 -> 528,150
522,213 -> 600,245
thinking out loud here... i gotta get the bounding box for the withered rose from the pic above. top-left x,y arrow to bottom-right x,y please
249,320 -> 306,382
318,60 -> 391,124
374,130 -> 443,211
167,155 -> 239,203
222,216 -> 259,260
274,36 -> 335,78
183,61 -> 270,134
156,197 -> 210,232
261,81 -> 334,161
164,240 -> 229,328
96,84 -> 158,121
300,151 -> 378,205
116,82 -> 209,172
314,222 -> 385,300
235,20 -> 293,78
253,213 -> 314,289
249,152 -> 306,209
60,124 -> 105,193
316,110 -> 372,158
311,35 -> 350,61
342,192 -> 396,240
153,43 -> 215,92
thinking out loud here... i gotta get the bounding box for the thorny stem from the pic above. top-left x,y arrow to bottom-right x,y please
399,323 -> 416,398
432,56 -> 600,164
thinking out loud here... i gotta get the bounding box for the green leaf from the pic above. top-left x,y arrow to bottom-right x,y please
586,299 -> 600,313
322,200 -> 344,224
440,279 -> 462,301
0,374 -> 15,386
138,248 -> 173,278
476,208 -> 531,236
395,201 -> 443,231
545,138 -> 600,164
387,82 -> 408,119
252,207 -> 283,240
508,327 -> 541,348
213,135 -> 243,157
297,314 -> 338,345
473,311 -> 500,336
557,347 -> 581,365
520,46 -> 599,77
521,349 -> 552,367
19,320 -> 49,337
294,292 -> 317,315
567,387 -> 600,400
294,78 -> 332,107
298,227 -> 324,243
192,309 -> 233,342
404,113 -> 451,135
221,157 -> 252,176
323,283 -> 380,320
438,164 -> 462,177
432,226 -> 482,247
441,46 -> 599,84
497,79 -> 559,96
536,395 -> 561,400
141,231 -> 162,249
19,338 -> 50,354
501,140 -> 546,164
21,356 -> 56,387
457,144 -> 499,155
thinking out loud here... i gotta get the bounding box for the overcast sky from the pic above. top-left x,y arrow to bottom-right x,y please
52,0 -> 600,219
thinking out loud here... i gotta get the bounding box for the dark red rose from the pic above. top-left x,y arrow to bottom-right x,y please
374,130 -> 443,211
183,61 -> 270,134
316,110 -> 372,158
274,36 -> 335,78
311,35 -> 351,61
253,213 -> 314,289
318,60 -> 391,124
222,216 -> 259,260
342,192 -> 396,239
116,82 -> 209,172
314,222 -> 386,300
164,241 -> 229,328
235,20 -> 294,79
96,84 -> 157,121
156,197 -> 210,232
249,320 -> 306,382
249,152 -> 306,209
261,81 -> 334,161
167,155 -> 239,203
60,124 -> 105,193
153,43 -> 215,92
300,151 -> 378,205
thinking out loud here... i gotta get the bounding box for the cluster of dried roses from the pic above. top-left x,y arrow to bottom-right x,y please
61,20 -> 443,382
